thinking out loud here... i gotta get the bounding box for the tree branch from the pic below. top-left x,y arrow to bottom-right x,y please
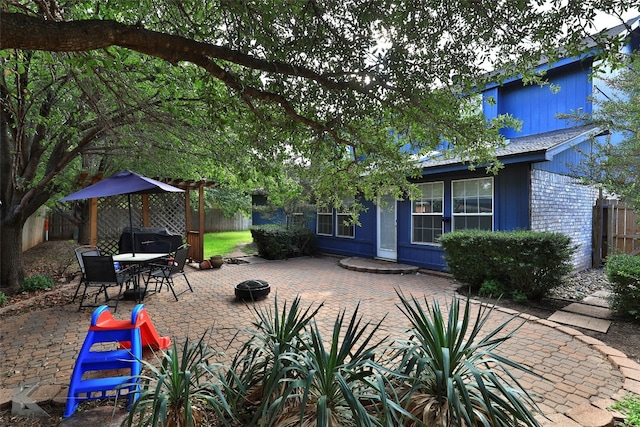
0,13 -> 378,94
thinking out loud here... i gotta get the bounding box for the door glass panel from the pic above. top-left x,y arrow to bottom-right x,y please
380,197 -> 396,251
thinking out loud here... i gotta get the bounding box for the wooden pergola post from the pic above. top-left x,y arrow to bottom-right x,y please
182,180 -> 214,262
84,173 -> 215,260
142,194 -> 150,227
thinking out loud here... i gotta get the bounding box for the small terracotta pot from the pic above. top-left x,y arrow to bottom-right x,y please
199,259 -> 212,269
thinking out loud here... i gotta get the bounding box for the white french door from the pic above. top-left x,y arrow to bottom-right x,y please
377,195 -> 397,260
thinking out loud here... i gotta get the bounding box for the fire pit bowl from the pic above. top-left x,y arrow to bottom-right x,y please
235,279 -> 271,301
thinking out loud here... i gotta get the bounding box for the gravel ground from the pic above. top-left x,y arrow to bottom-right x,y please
549,268 -> 612,300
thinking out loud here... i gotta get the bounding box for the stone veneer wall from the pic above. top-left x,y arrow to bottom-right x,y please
530,168 -> 598,271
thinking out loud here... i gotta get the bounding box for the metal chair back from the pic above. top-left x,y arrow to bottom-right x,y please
83,255 -> 119,284
170,246 -> 189,274
74,245 -> 100,276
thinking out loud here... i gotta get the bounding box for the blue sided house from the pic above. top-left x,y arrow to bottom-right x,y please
314,17 -> 640,273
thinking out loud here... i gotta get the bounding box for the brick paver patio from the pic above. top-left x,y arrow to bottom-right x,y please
1,255 -> 638,424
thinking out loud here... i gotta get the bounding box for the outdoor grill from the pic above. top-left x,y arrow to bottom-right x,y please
118,227 -> 183,253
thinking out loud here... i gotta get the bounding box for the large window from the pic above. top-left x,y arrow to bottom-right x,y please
452,177 -> 493,231
336,198 -> 355,238
316,207 -> 333,236
412,182 -> 444,244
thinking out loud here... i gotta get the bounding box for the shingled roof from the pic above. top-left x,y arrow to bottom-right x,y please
418,125 -> 604,172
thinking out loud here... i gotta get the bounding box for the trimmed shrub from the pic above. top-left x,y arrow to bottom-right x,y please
250,225 -> 316,260
605,254 -> 640,320
440,230 -> 575,300
20,274 -> 54,293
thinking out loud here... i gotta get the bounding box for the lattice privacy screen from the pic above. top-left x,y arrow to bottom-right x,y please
97,193 -> 186,254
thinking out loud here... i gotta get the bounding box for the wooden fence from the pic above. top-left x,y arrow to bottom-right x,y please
593,198 -> 640,267
48,208 -> 250,240
22,208 -> 47,251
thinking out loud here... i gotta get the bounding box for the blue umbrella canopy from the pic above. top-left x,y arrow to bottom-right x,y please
60,170 -> 184,256
59,170 -> 184,201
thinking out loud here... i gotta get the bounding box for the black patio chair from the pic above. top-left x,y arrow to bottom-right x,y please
79,255 -> 135,312
72,245 -> 101,303
145,245 -> 193,301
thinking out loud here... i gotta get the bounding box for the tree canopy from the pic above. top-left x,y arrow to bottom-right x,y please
567,52 -> 640,210
1,0 -> 637,291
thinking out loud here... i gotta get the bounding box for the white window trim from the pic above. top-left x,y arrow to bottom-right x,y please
336,210 -> 355,238
451,177 -> 494,231
412,181 -> 444,245
316,207 -> 333,236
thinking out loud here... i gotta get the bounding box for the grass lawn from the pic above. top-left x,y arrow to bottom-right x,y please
203,230 -> 253,258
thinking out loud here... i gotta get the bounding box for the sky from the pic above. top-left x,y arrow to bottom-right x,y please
593,8 -> 640,31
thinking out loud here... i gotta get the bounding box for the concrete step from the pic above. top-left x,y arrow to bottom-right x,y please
591,290 -> 612,299
581,295 -> 610,308
547,310 -> 612,333
562,303 -> 614,319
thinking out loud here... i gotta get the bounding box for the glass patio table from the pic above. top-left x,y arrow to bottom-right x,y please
112,252 -> 170,301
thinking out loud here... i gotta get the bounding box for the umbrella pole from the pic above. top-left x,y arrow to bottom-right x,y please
128,194 -> 135,257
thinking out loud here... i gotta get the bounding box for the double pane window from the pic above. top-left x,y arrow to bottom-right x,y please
412,182 -> 443,244
336,198 -> 355,238
452,177 -> 493,231
316,207 -> 333,236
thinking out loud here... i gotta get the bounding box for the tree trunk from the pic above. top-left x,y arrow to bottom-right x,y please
77,202 -> 90,245
78,221 -> 90,245
0,218 -> 25,294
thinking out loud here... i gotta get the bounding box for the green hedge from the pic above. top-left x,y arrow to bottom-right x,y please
439,230 -> 575,300
251,225 -> 317,260
605,254 -> 640,321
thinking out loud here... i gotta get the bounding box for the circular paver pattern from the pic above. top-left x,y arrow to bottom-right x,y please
0,256 -> 627,419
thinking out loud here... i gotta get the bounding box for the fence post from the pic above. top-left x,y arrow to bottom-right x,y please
593,191 -> 602,268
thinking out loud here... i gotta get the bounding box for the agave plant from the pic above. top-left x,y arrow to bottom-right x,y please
225,294 -> 322,425
272,303 -> 393,427
389,292 -> 543,427
125,332 -> 233,427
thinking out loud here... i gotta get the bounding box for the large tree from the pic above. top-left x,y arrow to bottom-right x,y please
567,52 -> 640,210
1,1 -> 636,292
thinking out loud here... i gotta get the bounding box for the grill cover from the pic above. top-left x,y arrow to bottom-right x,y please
118,227 -> 183,253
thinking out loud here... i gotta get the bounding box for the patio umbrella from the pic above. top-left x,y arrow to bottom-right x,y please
59,170 -> 185,256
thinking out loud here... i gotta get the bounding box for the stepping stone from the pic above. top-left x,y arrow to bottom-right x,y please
582,296 -> 610,308
547,311 -> 611,333
536,413 -> 581,426
565,403 -> 614,427
562,303 -> 614,319
591,290 -> 612,299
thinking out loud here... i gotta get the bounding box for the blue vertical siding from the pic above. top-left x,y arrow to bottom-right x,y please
309,35 -> 640,271
534,139 -> 593,174
499,62 -> 592,138
315,200 -> 377,258
494,165 -> 530,230
316,165 -> 533,271
482,87 -> 499,121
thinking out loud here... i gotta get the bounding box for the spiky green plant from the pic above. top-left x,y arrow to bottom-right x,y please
225,294 -> 322,425
125,332 -> 233,427
272,304 -> 394,427
389,292 -> 543,427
